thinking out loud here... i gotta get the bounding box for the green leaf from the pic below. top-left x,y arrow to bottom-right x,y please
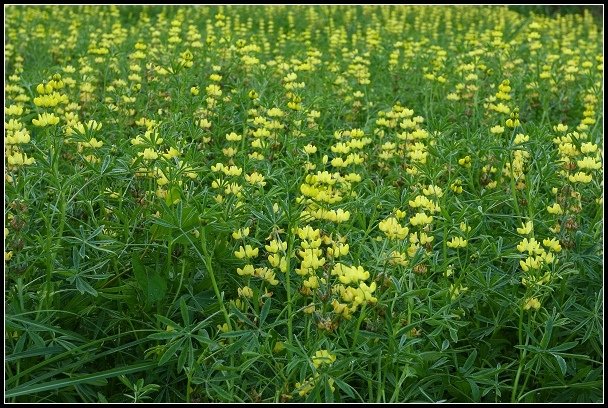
5,362 -> 156,398
462,349 -> 477,373
324,376 -> 334,402
131,253 -> 166,305
552,353 -> 567,376
550,341 -> 579,352
334,377 -> 355,399
74,276 -> 98,297
148,331 -> 179,341
467,379 -> 480,402
165,185 -> 182,206
158,338 -> 185,366
131,253 -> 147,292
155,315 -> 182,331
259,298 -> 271,327
6,346 -> 65,362
147,272 -> 167,304
179,298 -> 190,327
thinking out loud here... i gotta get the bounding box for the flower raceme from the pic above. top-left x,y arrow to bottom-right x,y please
234,245 -> 259,259
447,236 -> 467,248
378,216 -> 409,240
32,112 -> 60,127
516,221 -> 533,235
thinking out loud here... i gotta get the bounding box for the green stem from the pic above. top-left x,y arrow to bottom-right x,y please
284,231 -> 294,357
407,267 -> 414,327
511,307 -> 527,402
200,227 -> 232,332
508,152 -> 522,218
166,239 -> 172,276
186,370 -> 192,403
351,304 -> 367,349
170,258 -> 187,306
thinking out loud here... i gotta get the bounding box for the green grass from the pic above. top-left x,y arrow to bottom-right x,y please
4,5 -> 603,403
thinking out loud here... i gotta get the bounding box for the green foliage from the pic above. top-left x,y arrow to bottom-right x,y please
4,5 -> 603,403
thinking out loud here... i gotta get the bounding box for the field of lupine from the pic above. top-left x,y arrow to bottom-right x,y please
4,5 -> 603,403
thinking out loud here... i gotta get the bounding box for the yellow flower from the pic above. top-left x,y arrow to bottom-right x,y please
513,133 -> 529,144
140,148 -> 158,160
553,123 -> 568,133
217,323 -> 230,333
225,132 -> 242,142
447,236 -> 467,248
523,297 -> 541,311
576,157 -> 602,171
303,304 -> 316,314
378,216 -> 409,240
256,267 -> 279,285
5,104 -> 24,116
516,238 -> 543,255
238,286 -> 254,298
32,112 -> 60,127
543,238 -> 562,252
236,264 -> 255,276
451,179 -> 463,194
7,151 -> 35,167
568,172 -> 592,183
206,84 -> 222,97
580,142 -> 598,154
312,350 -> 336,368
423,185 -> 444,198
162,147 -> 180,160
245,172 -> 266,186
459,222 -> 471,233
409,212 -> 433,227
449,283 -> 468,300
546,203 -> 563,215
232,227 -> 250,240
304,144 -> 317,154
235,245 -> 259,259
458,155 -> 471,168
519,256 -> 543,272
490,125 -> 505,134
516,221 -> 533,235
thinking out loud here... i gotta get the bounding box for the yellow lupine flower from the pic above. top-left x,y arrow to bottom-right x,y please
516,221 -> 533,235
312,350 -> 336,368
543,238 -> 562,252
516,238 -> 543,255
568,172 -> 592,183
140,148 -> 158,160
234,244 -> 259,259
547,203 -> 563,215
303,144 -> 317,154
238,286 -> 254,298
458,155 -> 471,167
232,227 -> 250,240
490,125 -> 505,134
523,297 -> 541,311
447,236 -> 467,248
237,264 -> 255,276
576,157 -> 602,171
32,112 -> 60,127
409,212 -> 433,227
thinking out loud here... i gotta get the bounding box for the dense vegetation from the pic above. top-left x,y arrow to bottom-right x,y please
4,5 -> 603,403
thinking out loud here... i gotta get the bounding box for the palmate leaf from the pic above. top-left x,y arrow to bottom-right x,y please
131,253 -> 167,306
